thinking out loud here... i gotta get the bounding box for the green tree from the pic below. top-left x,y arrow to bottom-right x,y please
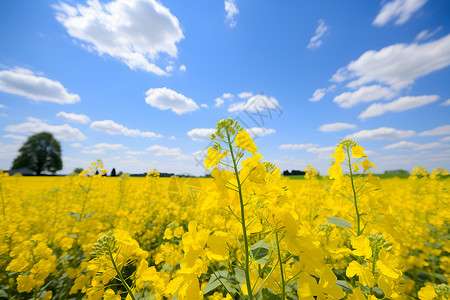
11,132 -> 63,175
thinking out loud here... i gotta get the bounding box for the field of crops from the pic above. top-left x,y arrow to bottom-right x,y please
1,120 -> 449,300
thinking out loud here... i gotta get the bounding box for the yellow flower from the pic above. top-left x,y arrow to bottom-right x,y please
359,159 -> 376,173
351,235 -> 372,259
298,268 -> 345,300
418,284 -> 437,300
207,231 -> 229,261
376,249 -> 402,279
204,147 -> 229,169
234,130 -> 257,154
331,145 -> 345,164
351,144 -> 366,158
346,261 -> 375,287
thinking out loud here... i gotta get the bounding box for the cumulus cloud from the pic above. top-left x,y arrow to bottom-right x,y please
279,143 -> 318,150
238,92 -> 253,99
3,134 -> 27,142
82,143 -> 126,154
145,87 -> 199,115
441,99 -> 450,106
90,120 -> 162,138
179,64 -> 186,71
0,143 -> 20,160
309,88 -> 326,102
318,122 -> 357,132
147,145 -> 190,160
228,93 -> 281,113
383,140 -> 448,151
200,104 -> 209,108
307,19 -> 329,49
359,95 -> 439,119
0,67 -> 80,104
346,127 -> 415,140
247,127 -> 276,138
214,98 -> 225,107
224,0 -> 239,28
331,34 -> 450,90
382,141 -> 419,150
373,0 -> 427,26
56,111 -> 90,124
333,85 -> 396,108
70,143 -> 82,148
419,125 -> 450,136
54,0 -> 184,76
187,128 -> 215,141
0,104 -> 7,109
415,26 -> 442,42
5,117 -> 86,141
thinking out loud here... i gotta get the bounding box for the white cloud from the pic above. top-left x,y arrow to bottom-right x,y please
238,92 -> 253,99
179,64 -> 186,71
214,98 -> 225,107
279,143 -> 318,150
222,93 -> 234,99
228,93 -> 281,113
306,146 -> 336,159
3,134 -> 27,142
0,104 -> 7,109
82,143 -> 125,154
70,143 -> 82,148
309,88 -> 326,102
90,119 -> 162,138
441,136 -> 450,142
145,87 -> 199,115
0,143 -> 20,160
441,99 -> 450,106
54,0 -> 184,76
382,141 -> 418,150
125,150 -> 145,155
331,34 -> 450,90
307,19 -> 329,49
187,128 -> 215,141
414,142 -> 446,150
359,95 -> 439,119
224,0 -> 239,28
419,125 -> 450,136
56,111 -> 90,124
5,117 -> 86,141
333,85 -> 396,108
415,26 -> 442,42
0,113 -> 7,118
346,127 -> 415,140
318,122 -> 357,132
146,145 -> 190,160
373,0 -> 427,26
200,104 -> 209,108
0,67 -> 80,104
165,65 -> 174,72
247,127 -> 276,138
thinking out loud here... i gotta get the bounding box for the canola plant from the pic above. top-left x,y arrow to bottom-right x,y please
0,118 -> 449,300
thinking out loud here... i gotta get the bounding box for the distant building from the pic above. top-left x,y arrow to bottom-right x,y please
7,167 -> 35,176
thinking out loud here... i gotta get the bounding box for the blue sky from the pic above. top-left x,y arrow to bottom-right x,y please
1,0 -> 449,175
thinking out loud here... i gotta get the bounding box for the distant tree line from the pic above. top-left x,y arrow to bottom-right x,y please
384,169 -> 409,175
282,170 -> 306,176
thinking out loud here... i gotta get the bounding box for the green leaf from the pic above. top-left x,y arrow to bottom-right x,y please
250,239 -> 270,263
336,280 -> 352,292
0,290 -> 8,298
327,217 -> 352,229
84,211 -> 96,219
203,275 -> 222,295
68,212 -> 80,218
234,268 -> 246,285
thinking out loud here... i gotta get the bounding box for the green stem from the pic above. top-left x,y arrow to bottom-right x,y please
370,247 -> 377,295
0,180 -> 5,220
226,130 -> 253,300
276,231 -> 286,299
346,148 -> 361,236
79,177 -> 93,222
108,245 -> 137,300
